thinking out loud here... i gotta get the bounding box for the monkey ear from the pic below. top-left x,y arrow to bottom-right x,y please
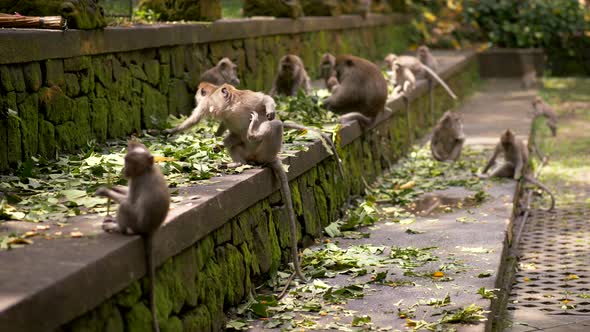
147,155 -> 154,165
345,59 -> 354,66
220,62 -> 228,69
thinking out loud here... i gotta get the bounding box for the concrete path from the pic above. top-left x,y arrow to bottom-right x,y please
237,79 -> 537,331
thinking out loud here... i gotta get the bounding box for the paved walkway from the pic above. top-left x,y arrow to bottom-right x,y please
236,79 -> 538,331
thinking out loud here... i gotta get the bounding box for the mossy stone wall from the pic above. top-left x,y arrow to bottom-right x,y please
0,23 -> 409,172
58,60 -> 479,332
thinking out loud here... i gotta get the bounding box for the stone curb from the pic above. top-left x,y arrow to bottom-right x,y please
0,14 -> 407,65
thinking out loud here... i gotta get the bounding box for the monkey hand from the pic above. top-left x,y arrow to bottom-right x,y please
162,128 -> 176,136
95,187 -> 109,197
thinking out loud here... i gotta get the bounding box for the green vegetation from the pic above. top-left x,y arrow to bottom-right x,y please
534,78 -> 590,204
222,0 -> 243,18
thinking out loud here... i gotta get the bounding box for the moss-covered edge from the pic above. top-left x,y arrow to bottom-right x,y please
57,60 -> 479,332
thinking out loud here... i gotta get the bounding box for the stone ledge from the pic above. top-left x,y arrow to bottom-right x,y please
0,14 -> 407,65
0,51 -> 476,332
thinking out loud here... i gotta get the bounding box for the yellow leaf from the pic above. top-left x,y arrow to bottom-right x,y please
24,231 -> 38,238
36,225 -> 50,230
523,277 -> 530,282
566,274 -> 580,280
406,318 -> 417,327
400,181 -> 415,190
7,238 -> 33,245
70,231 -> 84,238
433,271 -> 444,278
153,156 -> 175,163
423,11 -> 437,23
562,299 -> 571,304
319,311 -> 328,316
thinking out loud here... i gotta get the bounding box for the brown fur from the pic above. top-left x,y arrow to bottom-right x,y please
270,54 -> 312,96
430,111 -> 465,162
199,58 -> 240,86
323,54 -> 387,127
532,96 -> 558,136
95,141 -> 170,332
320,53 -> 337,89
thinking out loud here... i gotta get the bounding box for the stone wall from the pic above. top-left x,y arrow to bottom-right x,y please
0,15 -> 409,172
57,58 -> 480,332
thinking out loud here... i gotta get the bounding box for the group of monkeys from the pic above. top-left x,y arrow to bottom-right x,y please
92,48 -> 557,332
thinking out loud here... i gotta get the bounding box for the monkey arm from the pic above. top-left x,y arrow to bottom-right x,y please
246,112 -> 265,142
262,95 -> 276,120
214,123 -> 227,137
111,185 -> 129,195
269,80 -> 278,97
513,151 -> 524,180
164,104 -> 208,135
448,138 -> 465,161
95,187 -> 127,204
482,144 -> 501,174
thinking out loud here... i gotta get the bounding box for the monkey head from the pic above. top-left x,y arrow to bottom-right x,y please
217,58 -> 240,86
61,0 -> 106,30
384,54 -> 398,70
195,82 -> 218,106
206,83 -> 237,115
278,55 -> 298,77
500,129 -> 516,147
441,111 -> 464,135
123,141 -> 154,178
320,53 -> 336,79
417,45 -> 430,61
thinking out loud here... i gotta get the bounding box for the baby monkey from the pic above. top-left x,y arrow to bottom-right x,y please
392,61 -> 416,143
481,129 -> 555,211
95,141 -> 170,332
430,111 -> 465,162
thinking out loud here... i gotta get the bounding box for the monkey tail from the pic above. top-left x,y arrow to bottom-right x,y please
268,159 -> 308,283
421,65 -> 458,100
283,121 -> 345,179
144,234 -> 160,332
522,175 -> 555,212
339,112 -> 373,129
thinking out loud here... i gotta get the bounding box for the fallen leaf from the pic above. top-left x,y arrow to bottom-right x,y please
24,231 -> 37,238
433,271 -> 445,278
523,277 -> 530,282
153,156 -> 176,163
400,181 -> 415,190
7,238 -> 33,245
70,231 -> 84,238
566,274 -> 580,281
36,225 -> 50,230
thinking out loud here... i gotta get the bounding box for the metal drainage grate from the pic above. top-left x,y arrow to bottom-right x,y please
508,204 -> 590,315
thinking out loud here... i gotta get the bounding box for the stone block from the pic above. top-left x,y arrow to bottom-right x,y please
79,67 -> 94,95
144,60 -> 160,86
214,222 -> 232,246
0,66 -> 14,92
90,97 -> 109,142
38,120 -> 56,157
142,83 -> 168,128
73,97 -> 92,145
108,99 -> 133,139
44,59 -> 65,88
113,65 -> 133,102
159,64 -> 170,95
0,119 -> 8,170
124,303 -> 153,332
129,63 -> 148,82
23,62 -> 42,92
114,280 -> 142,308
18,93 -> 39,159
171,47 -> 185,79
195,236 -> 214,271
65,301 -> 122,332
151,261 -> 176,320
93,56 -> 113,87
174,246 -> 198,307
216,244 -> 246,306
55,121 -> 77,151
40,86 -> 74,124
161,316 -> 182,332
182,305 -> 212,332
6,114 -> 21,167
64,56 -> 92,72
158,48 -> 171,64
64,73 -> 81,97
167,79 -> 192,116
10,66 -> 26,92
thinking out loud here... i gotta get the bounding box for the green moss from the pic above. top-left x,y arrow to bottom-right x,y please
18,93 -> 39,159
144,60 -> 160,86
267,212 -> 282,274
44,59 -> 65,88
130,63 -> 148,82
216,244 -> 246,306
38,120 -> 56,157
167,79 -> 192,116
142,83 -> 168,129
0,66 -> 14,92
64,73 -> 81,97
66,301 -> 122,332
198,260 -> 224,330
40,87 -> 74,124
10,66 -> 26,92
115,280 -> 142,307
171,47 -> 185,79
108,99 -> 134,139
159,64 -> 170,95
93,56 -> 113,87
182,305 -> 212,332
0,119 -> 8,170
23,62 -> 42,92
90,97 -> 108,142
79,67 -> 94,95
195,236 -> 214,271
124,302 -> 153,332
6,113 -> 21,167
153,259 -> 180,318
64,56 -> 92,72
174,246 -> 198,307
239,242 -> 255,289
161,316 -> 183,332
214,222 -> 232,245
55,121 -> 77,152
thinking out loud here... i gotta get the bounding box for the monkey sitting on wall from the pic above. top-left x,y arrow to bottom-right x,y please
270,54 -> 312,97
481,129 -> 555,211
95,141 -> 170,332
199,58 -> 241,87
321,54 -> 388,129
430,111 -> 465,162
196,83 -> 307,283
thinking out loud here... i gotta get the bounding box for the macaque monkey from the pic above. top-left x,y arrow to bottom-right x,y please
417,45 -> 439,73
392,61 -> 416,144
270,54 -> 312,96
95,141 -> 170,332
199,57 -> 240,87
322,54 -> 388,129
532,96 -> 557,137
481,129 -> 555,211
430,111 -> 465,162
320,53 -> 337,90
202,84 -> 307,282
